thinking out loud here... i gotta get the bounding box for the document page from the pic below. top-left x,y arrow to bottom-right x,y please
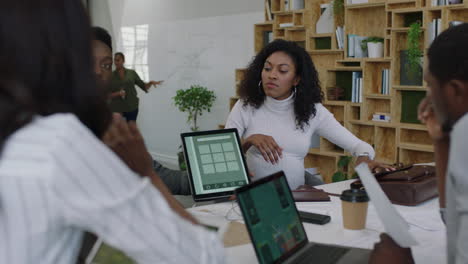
355,163 -> 418,247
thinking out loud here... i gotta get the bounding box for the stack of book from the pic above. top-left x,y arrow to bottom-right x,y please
351,71 -> 363,103
263,31 -> 273,48
381,69 -> 390,95
427,18 -> 442,46
336,26 -> 344,50
372,112 -> 391,122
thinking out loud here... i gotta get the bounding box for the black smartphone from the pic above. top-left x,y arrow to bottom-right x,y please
298,210 -> 331,225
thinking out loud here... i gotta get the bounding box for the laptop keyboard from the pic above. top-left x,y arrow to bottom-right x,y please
294,244 -> 350,264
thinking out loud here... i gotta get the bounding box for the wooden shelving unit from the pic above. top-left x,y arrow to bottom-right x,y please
229,0 -> 467,183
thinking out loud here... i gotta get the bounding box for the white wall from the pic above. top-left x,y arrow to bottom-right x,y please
96,0 -> 264,165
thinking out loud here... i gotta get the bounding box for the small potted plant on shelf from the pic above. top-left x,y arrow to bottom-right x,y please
173,84 -> 216,170
361,37 -> 384,58
332,156 -> 358,182
333,0 -> 345,27
400,22 -> 423,85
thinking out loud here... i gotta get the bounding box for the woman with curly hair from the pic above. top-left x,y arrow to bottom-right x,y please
226,39 -> 390,188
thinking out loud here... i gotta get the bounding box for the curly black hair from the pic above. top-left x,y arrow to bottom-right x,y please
238,39 -> 323,131
428,23 -> 468,85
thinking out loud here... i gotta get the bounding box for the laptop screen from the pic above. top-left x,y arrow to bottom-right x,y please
181,129 -> 250,201
236,172 -> 308,264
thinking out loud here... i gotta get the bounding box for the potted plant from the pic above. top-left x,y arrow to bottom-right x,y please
361,37 -> 384,58
400,22 -> 423,85
332,156 -> 358,182
173,84 -> 216,170
406,22 -> 423,77
332,0 -> 345,27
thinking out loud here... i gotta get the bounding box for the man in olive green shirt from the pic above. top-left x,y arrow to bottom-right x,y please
110,52 -> 163,121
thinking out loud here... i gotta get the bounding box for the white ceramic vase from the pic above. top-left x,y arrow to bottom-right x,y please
367,42 -> 383,58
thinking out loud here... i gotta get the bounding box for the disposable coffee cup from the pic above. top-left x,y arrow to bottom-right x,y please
340,189 -> 369,230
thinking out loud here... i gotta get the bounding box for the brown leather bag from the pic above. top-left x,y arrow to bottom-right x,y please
292,185 -> 331,202
350,165 -> 438,206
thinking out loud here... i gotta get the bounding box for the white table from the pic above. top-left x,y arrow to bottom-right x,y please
189,180 -> 446,264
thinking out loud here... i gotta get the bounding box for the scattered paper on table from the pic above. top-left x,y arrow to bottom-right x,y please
355,163 -> 418,247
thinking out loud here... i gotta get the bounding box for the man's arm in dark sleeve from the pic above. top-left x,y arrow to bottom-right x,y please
152,159 -> 191,195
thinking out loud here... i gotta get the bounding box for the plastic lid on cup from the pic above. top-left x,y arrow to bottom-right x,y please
340,189 -> 369,203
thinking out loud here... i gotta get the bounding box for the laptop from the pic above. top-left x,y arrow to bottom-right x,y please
235,171 -> 371,264
181,128 -> 250,202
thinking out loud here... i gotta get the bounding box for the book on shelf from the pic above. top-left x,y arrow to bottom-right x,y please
263,31 -> 273,48
351,71 -> 363,103
316,3 -> 334,34
284,0 -> 290,11
353,36 -> 368,58
427,18 -> 443,51
372,118 -> 391,122
381,69 -> 390,95
279,22 -> 294,28
347,34 -> 357,57
335,26 -> 344,50
450,21 -> 464,27
372,112 -> 391,122
265,0 -> 273,21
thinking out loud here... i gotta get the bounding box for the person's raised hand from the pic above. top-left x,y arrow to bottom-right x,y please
418,96 -> 447,141
102,113 -> 153,177
369,234 -> 414,264
150,80 -> 163,88
246,134 -> 283,164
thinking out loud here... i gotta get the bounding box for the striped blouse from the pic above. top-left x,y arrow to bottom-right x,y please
0,114 -> 224,263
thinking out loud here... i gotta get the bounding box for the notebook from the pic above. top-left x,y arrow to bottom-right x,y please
235,171 -> 371,264
181,128 -> 250,201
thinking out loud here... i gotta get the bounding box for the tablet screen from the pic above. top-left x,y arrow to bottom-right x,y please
182,129 -> 249,201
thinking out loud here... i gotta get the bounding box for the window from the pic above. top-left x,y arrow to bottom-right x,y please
120,24 -> 149,80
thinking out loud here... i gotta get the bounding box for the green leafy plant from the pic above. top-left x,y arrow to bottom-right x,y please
361,37 -> 384,52
332,156 -> 358,182
173,85 -> 216,132
406,22 -> 423,76
332,0 -> 345,27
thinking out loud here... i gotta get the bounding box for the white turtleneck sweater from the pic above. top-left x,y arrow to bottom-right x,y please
225,94 -> 375,189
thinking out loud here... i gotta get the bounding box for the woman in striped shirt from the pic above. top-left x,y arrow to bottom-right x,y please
0,0 -> 224,263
